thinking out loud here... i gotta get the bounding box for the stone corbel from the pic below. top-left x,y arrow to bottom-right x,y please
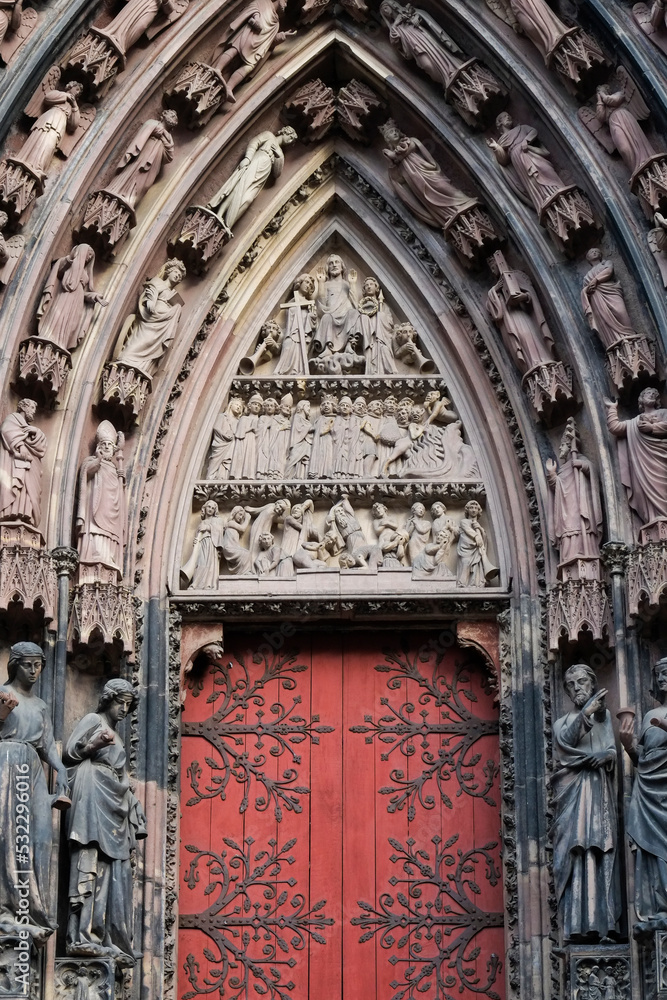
522,360 -> 575,424
547,557 -> 613,652
0,522 -> 57,626
180,625 -> 224,705
75,191 -> 136,261
548,29 -> 609,96
167,206 -> 232,276
443,204 -> 503,269
337,80 -> 385,144
604,336 -> 656,392
16,337 -> 72,406
163,62 -> 227,129
456,620 -> 500,702
101,361 -> 152,425
283,79 -> 336,142
626,519 -> 667,619
539,186 -> 600,258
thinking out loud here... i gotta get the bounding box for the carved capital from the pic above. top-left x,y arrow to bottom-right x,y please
62,29 -> 123,101
0,158 -> 44,228
163,62 -> 227,129
444,205 -> 503,268
75,190 -> 135,260
55,958 -> 115,1000
522,360 -> 574,423
547,578 -> 613,651
551,29 -> 610,96
0,523 -> 56,624
605,335 -> 656,391
68,580 -> 135,655
627,538 -> 667,618
601,541 -> 630,575
540,187 -> 600,257
337,80 -> 385,144
16,337 -> 72,405
101,361 -> 152,424
167,206 -> 231,276
51,546 -> 79,577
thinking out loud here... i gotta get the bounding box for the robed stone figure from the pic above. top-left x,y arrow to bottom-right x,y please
66,679 -> 147,965
0,399 -> 47,526
552,664 -> 620,942
486,251 -> 555,374
605,387 -> 667,527
620,657 -> 667,934
76,421 -> 126,579
546,418 -> 602,566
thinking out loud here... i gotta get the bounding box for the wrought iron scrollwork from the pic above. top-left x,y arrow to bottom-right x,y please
181,836 -> 332,1000
183,648 -> 334,820
353,834 -> 503,1000
350,648 -> 499,819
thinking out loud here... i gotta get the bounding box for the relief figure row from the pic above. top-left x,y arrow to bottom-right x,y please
0,642 -> 144,965
204,390 -> 479,482
181,495 -> 498,585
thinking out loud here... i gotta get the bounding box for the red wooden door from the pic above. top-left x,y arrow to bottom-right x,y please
178,630 -> 504,1000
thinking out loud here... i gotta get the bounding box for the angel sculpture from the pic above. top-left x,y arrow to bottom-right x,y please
579,69 -> 660,180
0,211 -> 23,287
632,0 -> 667,58
0,0 -> 37,66
22,67 -> 96,167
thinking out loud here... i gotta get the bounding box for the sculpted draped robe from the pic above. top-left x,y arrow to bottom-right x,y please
104,119 -> 174,211
384,7 -> 462,87
581,260 -> 636,348
117,275 -> 182,378
17,89 -> 79,175
209,132 -> 285,230
626,705 -> 667,923
37,247 -> 97,351
552,708 -> 620,941
210,0 -> 280,72
549,455 -> 602,562
486,268 -> 555,374
181,515 -> 226,589
509,0 -> 570,59
386,136 -> 476,229
494,124 -> 566,214
77,454 -> 125,574
607,407 -> 667,524
0,410 -> 46,525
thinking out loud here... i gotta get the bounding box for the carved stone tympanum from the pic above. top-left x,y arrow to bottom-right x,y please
0,643 -> 70,946
0,73 -> 93,228
102,258 -> 186,422
163,0 -> 294,125
77,111 -> 178,258
545,418 -> 612,650
70,422 -> 133,653
488,113 -> 599,255
380,0 -> 507,126
581,249 -> 656,391
380,120 -> 502,268
486,0 -> 608,94
62,0 -> 189,100
66,679 -> 146,966
579,69 -> 667,220
486,251 -> 574,421
552,664 -> 620,943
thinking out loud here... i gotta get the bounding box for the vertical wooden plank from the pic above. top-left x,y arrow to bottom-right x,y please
309,630 -> 343,1000
342,631 -> 378,1000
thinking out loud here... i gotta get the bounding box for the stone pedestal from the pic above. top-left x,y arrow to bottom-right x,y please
75,191 -> 136,260
54,958 -> 116,1000
0,158 -> 45,228
167,206 -> 231,276
540,186 -> 599,256
337,80 -> 385,144
627,519 -> 667,618
0,522 -> 56,624
62,28 -> 124,100
632,153 -> 667,219
444,205 -> 502,269
605,335 -> 656,391
69,563 -> 134,655
522,360 -> 574,422
163,61 -> 227,128
551,28 -> 609,96
567,944 -> 630,1000
16,337 -> 72,405
101,361 -> 151,424
283,79 -> 336,141
547,557 -> 612,651
446,59 -> 507,128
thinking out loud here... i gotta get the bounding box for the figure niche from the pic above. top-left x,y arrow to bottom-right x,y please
178,248 -> 500,596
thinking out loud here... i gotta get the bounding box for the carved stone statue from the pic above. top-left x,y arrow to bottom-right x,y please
181,500 -> 225,588
633,0 -> 667,56
605,388 -> 667,529
205,398 -> 244,479
358,276 -> 397,375
239,321 -> 283,376
546,418 -> 602,569
379,0 -> 505,126
308,394 -> 336,478
36,244 -> 107,351
325,495 -> 382,570
275,274 -> 316,375
0,399 -> 46,527
372,502 -> 409,567
0,0 -> 37,66
486,251 -> 555,373
619,657 -> 667,934
0,643 -> 69,945
76,421 -> 126,580
230,394 -> 262,480
208,0 -> 295,103
104,111 -> 177,212
0,210 -> 23,286
456,500 -> 498,587
115,259 -> 186,378
405,501 -> 431,563
412,525 -> 457,578
488,113 -> 597,252
552,664 -> 620,942
208,128 -> 297,231
13,80 -> 84,176
285,400 -> 313,479
581,249 -> 637,350
312,255 -> 359,356
66,679 -> 147,965
280,499 -> 328,570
